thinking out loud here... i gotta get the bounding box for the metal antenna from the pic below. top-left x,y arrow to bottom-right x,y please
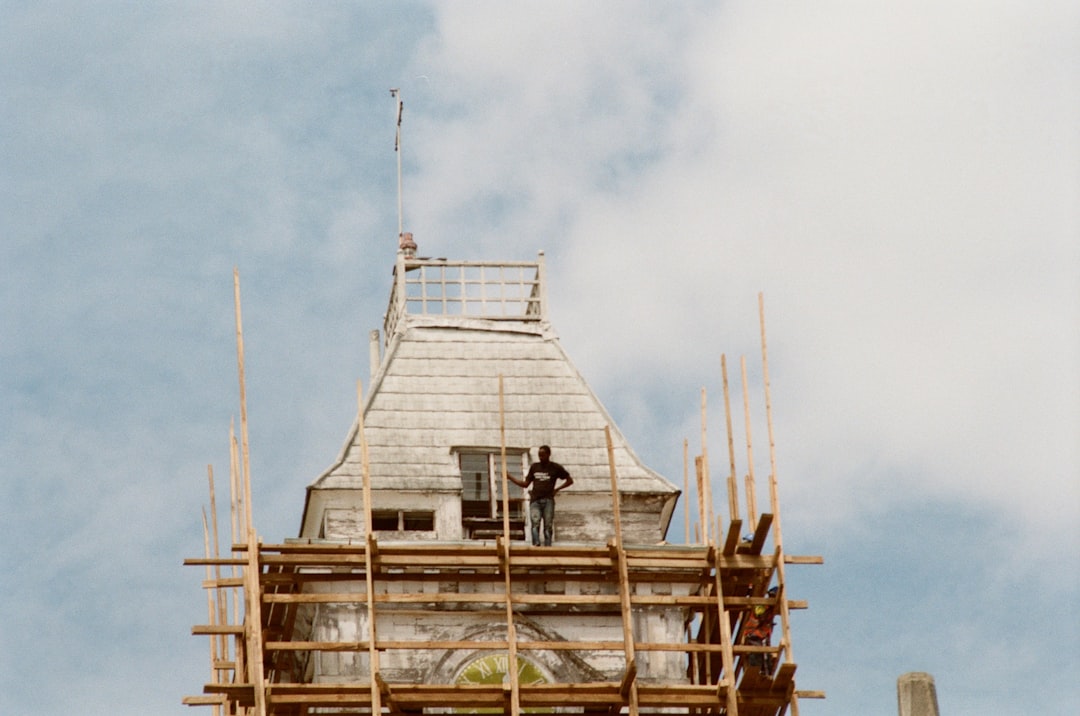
390,88 -> 404,239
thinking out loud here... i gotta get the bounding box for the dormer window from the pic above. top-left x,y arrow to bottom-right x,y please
458,449 -> 528,540
372,510 -> 435,532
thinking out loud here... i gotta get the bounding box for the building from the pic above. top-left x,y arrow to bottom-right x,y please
302,249 -> 679,549
186,246 -> 822,715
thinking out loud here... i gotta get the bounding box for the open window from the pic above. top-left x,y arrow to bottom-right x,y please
371,510 -> 435,533
458,450 -> 528,540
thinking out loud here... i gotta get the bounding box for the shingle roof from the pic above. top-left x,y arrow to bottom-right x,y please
310,315 -> 676,497
309,256 -> 677,500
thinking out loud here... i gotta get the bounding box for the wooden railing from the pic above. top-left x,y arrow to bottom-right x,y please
384,253 -> 547,346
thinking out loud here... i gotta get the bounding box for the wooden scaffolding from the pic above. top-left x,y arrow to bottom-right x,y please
184,274 -> 823,715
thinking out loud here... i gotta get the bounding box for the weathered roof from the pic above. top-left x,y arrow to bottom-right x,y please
308,255 -> 677,499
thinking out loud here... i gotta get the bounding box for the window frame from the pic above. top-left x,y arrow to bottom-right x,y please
370,509 -> 435,533
457,448 -> 529,520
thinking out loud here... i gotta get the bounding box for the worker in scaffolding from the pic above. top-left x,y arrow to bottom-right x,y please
508,445 -> 573,546
742,586 -> 779,676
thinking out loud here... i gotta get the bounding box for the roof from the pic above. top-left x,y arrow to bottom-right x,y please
305,253 -> 678,510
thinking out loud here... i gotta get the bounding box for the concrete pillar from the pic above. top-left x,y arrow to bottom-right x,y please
369,329 -> 381,383
897,672 -> 940,716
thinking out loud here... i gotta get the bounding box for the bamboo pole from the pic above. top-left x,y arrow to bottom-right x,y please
500,545 -> 522,716
207,465 -> 228,688
605,426 -> 639,716
759,294 -> 782,550
694,456 -> 705,546
697,391 -> 715,685
498,375 -> 512,542
234,269 -> 254,540
721,355 -> 739,524
497,375 -> 521,716
229,421 -> 242,547
356,380 -> 382,715
682,439 -> 690,545
226,422 -> 244,697
356,382 -> 373,538
759,292 -> 798,716
688,622 -> 699,686
201,509 -> 220,716
740,357 -> 759,532
242,524 -> 264,716
228,423 -> 241,627
699,388 -> 714,545
605,427 -> 624,550
233,268 -> 265,716
711,550 -> 740,716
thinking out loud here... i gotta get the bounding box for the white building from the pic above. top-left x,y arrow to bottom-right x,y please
294,251 -> 687,691
187,246 -> 814,716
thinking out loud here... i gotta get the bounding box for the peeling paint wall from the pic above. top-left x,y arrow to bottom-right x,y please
303,575 -> 693,685
322,490 -> 463,540
555,493 -> 674,545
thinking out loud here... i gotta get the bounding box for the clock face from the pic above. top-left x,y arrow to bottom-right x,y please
454,654 -> 547,714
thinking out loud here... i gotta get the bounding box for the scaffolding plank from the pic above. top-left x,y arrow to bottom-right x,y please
192,625 -> 244,635
189,538 -> 821,715
784,555 -> 823,564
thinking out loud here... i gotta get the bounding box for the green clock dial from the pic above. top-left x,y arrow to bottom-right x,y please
454,654 -> 547,713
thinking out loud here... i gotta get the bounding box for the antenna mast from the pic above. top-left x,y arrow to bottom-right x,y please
390,88 -> 403,237
390,88 -> 417,258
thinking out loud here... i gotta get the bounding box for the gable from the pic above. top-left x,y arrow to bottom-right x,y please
310,320 -> 676,498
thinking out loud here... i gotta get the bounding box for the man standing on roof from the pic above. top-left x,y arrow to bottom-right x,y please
509,445 -> 573,546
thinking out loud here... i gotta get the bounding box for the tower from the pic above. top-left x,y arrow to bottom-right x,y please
186,249 -> 823,715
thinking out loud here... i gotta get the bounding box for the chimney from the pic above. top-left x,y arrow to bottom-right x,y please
897,672 -> 940,716
369,330 -> 381,383
399,231 -> 417,259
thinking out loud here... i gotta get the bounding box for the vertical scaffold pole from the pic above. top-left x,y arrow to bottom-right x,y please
711,550 -> 739,716
497,375 -> 522,716
227,422 -> 244,678
721,354 -> 740,523
683,439 -> 691,544
759,292 -> 798,716
200,509 -> 221,716
356,381 -> 383,714
740,357 -> 759,532
207,465 -> 228,696
700,388 -> 715,544
605,426 -> 639,716
234,268 -> 266,716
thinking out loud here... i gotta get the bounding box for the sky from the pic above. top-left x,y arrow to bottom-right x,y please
2,2 -> 1077,715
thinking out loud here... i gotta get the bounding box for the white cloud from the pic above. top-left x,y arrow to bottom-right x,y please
403,3 -> 690,255
402,2 -> 1080,555
3,3 -> 1077,715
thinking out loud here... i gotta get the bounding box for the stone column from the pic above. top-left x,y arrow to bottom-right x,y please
897,672 -> 940,716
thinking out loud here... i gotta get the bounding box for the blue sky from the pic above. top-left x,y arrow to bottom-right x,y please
2,2 -> 1077,715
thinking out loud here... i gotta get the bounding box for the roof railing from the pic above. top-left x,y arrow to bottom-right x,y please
384,252 -> 547,345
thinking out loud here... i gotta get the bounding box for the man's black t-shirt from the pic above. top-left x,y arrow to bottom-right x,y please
525,460 -> 570,501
